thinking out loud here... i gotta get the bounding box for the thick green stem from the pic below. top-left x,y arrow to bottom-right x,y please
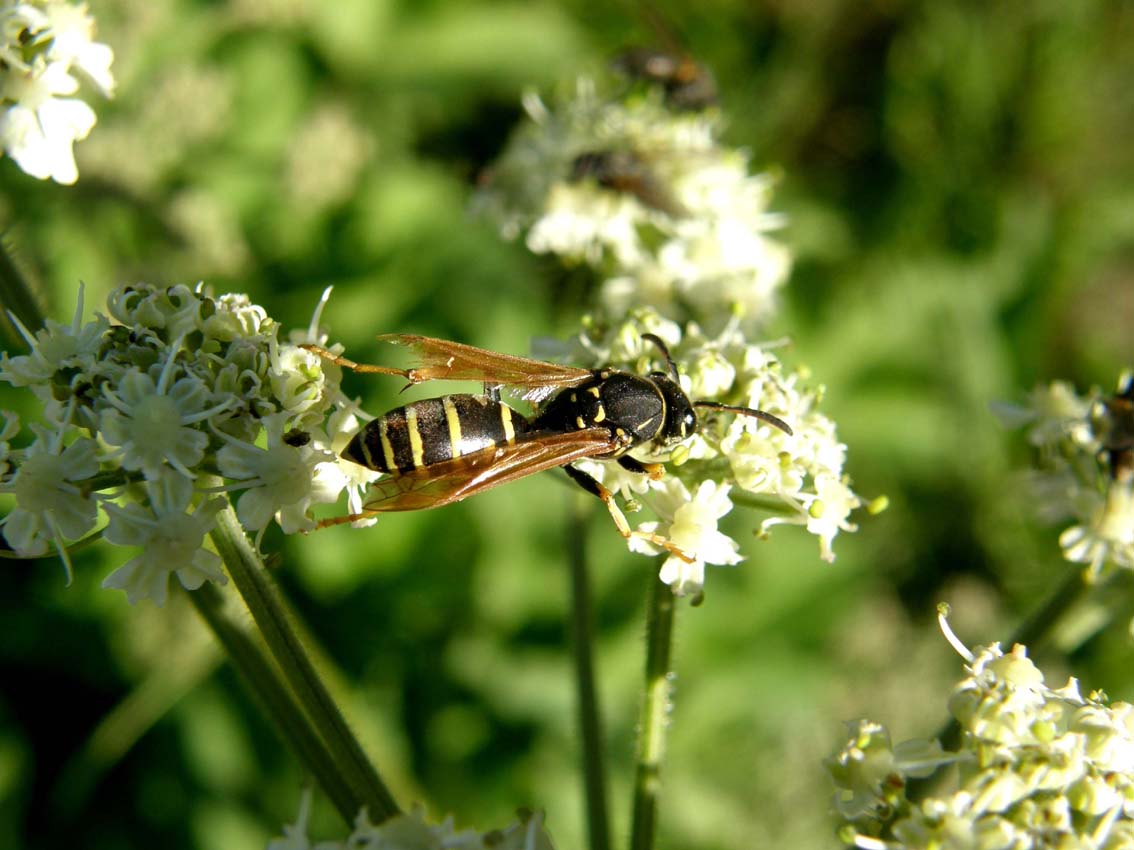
208,503 -> 400,822
188,582 -> 360,823
629,571 -> 676,850
567,496 -> 611,850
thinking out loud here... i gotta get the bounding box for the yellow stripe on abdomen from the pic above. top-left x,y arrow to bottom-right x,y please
500,404 -> 516,444
378,418 -> 398,470
442,396 -> 463,453
405,405 -> 426,468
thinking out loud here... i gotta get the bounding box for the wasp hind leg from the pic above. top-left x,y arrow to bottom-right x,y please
300,344 -> 409,379
312,508 -> 380,530
564,465 -> 694,564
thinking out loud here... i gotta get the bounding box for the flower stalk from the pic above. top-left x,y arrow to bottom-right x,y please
207,500 -> 400,823
629,570 -> 677,850
566,493 -> 611,850
187,581 -> 361,823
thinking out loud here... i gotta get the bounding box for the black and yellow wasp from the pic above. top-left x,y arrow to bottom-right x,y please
305,334 -> 791,562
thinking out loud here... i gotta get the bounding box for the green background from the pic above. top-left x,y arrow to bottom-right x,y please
1,1 -> 1132,848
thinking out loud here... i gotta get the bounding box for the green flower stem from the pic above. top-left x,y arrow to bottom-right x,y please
629,571 -> 676,850
187,581 -> 360,823
0,235 -> 45,342
567,495 -> 611,850
208,502 -> 400,822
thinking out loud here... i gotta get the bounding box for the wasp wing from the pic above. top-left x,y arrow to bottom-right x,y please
362,428 -> 615,512
376,334 -> 594,392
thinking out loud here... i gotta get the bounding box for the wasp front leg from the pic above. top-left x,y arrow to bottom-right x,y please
564,464 -> 694,564
617,454 -> 665,481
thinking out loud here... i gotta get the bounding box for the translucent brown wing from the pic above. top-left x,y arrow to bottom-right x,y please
377,334 -> 594,392
361,428 -> 616,512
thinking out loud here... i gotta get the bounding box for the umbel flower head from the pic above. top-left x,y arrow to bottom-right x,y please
828,611 -> 1134,850
476,72 -> 790,332
0,0 -> 115,184
554,307 -> 862,597
0,282 -> 373,604
268,791 -> 555,850
998,372 -> 1134,580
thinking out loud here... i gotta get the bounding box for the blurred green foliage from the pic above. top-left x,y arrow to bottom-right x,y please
2,1 -> 1133,849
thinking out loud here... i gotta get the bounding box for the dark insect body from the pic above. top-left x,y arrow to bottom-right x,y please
306,334 -> 791,562
612,47 -> 718,111
569,150 -> 686,218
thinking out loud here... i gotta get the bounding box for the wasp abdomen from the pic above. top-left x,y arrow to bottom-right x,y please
342,394 -> 530,473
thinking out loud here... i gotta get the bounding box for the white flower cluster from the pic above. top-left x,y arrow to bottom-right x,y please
0,283 -> 375,605
557,308 -> 861,597
476,75 -> 790,330
268,792 -> 554,850
828,638 -> 1134,850
0,0 -> 114,183
999,374 -> 1134,579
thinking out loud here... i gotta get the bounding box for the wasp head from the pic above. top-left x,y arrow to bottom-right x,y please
650,372 -> 698,446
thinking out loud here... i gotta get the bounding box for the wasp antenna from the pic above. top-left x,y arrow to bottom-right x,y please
694,401 -> 793,436
641,333 -> 681,384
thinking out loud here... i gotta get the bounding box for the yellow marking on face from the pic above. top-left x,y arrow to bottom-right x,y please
378,418 -> 397,470
442,396 -> 463,452
500,404 -> 516,444
576,416 -> 587,430
588,386 -> 601,397
593,404 -> 606,423
405,406 -> 425,468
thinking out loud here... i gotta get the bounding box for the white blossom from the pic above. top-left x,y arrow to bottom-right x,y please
101,471 -> 226,606
268,791 -> 555,850
1,281 -> 356,591
0,0 -> 114,184
830,629 -> 1134,850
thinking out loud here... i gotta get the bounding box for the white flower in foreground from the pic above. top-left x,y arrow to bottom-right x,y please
631,478 -> 741,596
2,281 -> 356,589
561,310 -> 864,595
1,427 -> 99,569
269,790 -> 555,850
215,413 -> 337,537
101,471 -> 226,606
99,349 -> 233,480
829,616 -> 1134,850
0,0 -> 114,183
0,280 -> 107,394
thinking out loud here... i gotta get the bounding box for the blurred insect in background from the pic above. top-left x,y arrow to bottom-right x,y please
612,47 -> 718,110
568,149 -> 687,218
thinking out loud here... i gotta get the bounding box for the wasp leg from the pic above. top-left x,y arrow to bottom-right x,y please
616,455 -> 665,481
564,464 -> 694,563
483,383 -> 502,402
312,509 -> 379,530
300,344 -> 409,378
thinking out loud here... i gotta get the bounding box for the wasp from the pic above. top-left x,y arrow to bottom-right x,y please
304,334 -> 791,562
